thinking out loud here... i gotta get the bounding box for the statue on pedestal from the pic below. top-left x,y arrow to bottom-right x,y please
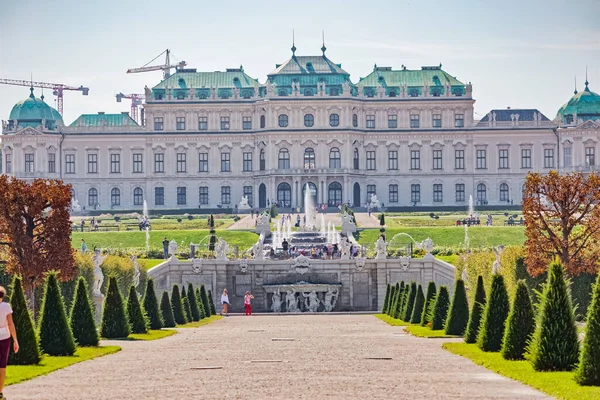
375,236 -> 387,260
215,237 -> 229,260
252,236 -> 265,260
238,195 -> 251,210
272,289 -> 282,313
492,245 -> 504,274
324,287 -> 339,312
303,291 -> 320,313
92,249 -> 106,297
286,289 -> 299,312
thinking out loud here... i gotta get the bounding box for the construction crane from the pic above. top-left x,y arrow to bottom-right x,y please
126,49 -> 187,80
116,93 -> 144,124
0,78 -> 89,116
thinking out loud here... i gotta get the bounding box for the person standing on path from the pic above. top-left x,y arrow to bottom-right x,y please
0,286 -> 19,400
244,291 -> 254,316
81,239 -> 87,254
220,289 -> 230,317
162,237 -> 169,259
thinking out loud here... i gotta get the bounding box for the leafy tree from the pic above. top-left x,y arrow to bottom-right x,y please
421,282 -> 437,326
431,286 -> 450,330
38,272 -> 76,356
127,285 -> 148,334
501,280 -> 534,360
208,290 -> 216,315
382,284 -> 391,314
100,277 -> 130,339
160,291 -> 175,328
477,274 -> 510,352
143,279 -> 163,330
402,282 -> 417,322
187,284 -> 201,321
8,276 -> 40,364
410,284 -> 425,324
523,171 -> 600,276
171,285 -> 187,325
445,280 -> 470,336
195,288 -> 206,319
465,276 -> 487,343
200,285 -> 211,317
575,271 -> 600,385
69,277 -> 99,347
528,260 -> 579,371
183,297 -> 193,323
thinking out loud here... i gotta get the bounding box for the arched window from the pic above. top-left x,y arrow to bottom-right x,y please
329,147 -> 341,169
88,188 -> 98,207
133,187 -> 144,206
329,113 -> 339,127
388,90 -> 397,97
278,149 -> 290,169
277,183 -> 292,208
477,183 -> 487,203
353,148 -> 359,169
352,114 -> 358,127
304,148 -> 316,170
260,149 -> 266,171
499,183 -> 509,202
260,115 -> 265,128
278,89 -> 287,96
111,188 -> 121,206
304,89 -> 313,96
328,182 -> 343,207
304,114 -> 314,127
278,114 -> 288,128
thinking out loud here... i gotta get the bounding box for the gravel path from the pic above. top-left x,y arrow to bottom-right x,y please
8,315 -> 549,399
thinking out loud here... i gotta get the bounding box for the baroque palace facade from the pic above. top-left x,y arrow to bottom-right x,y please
2,46 -> 600,212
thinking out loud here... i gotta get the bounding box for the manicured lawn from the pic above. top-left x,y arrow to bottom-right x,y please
137,259 -> 166,270
443,342 -> 600,400
6,346 -> 121,386
374,314 -> 413,326
177,315 -> 223,328
404,325 -> 459,338
129,329 -> 177,341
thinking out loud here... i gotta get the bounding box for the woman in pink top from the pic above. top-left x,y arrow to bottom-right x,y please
244,291 -> 254,316
0,286 -> 19,400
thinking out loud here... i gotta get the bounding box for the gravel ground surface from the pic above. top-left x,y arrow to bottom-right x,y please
8,315 -> 549,399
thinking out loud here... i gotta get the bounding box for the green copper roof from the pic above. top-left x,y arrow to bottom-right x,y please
9,88 -> 63,125
70,113 -> 138,127
359,66 -> 464,87
556,81 -> 600,123
152,69 -> 259,90
269,55 -> 349,76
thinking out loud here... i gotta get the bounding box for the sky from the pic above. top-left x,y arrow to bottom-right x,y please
1,0 -> 599,125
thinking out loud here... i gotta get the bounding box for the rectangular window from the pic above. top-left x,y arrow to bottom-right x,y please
177,187 -> 186,205
521,149 -> 532,169
388,150 -> 398,170
221,186 -> 231,205
48,153 -> 55,173
154,187 -> 164,206
154,153 -> 164,173
455,114 -> 464,128
388,114 -> 397,128
243,116 -> 252,130
24,153 -> 35,173
433,184 -> 443,202
198,152 -> 208,172
243,152 -> 252,171
389,184 -> 398,203
367,185 -> 376,202
154,117 -> 163,131
410,184 -> 420,203
243,186 -> 253,207
198,116 -> 208,130
5,154 -> 12,174
366,115 -> 375,129
220,116 -> 230,130
476,149 -> 487,169
260,150 -> 265,170
366,151 -> 376,170
110,153 -> 121,173
586,147 -> 595,167
65,154 -> 75,174
455,183 -> 465,202
410,150 -> 420,170
410,114 -> 420,128
221,152 -> 231,172
133,153 -> 143,173
432,114 -> 442,128
455,149 -> 465,169
87,153 -> 98,174
544,148 -> 555,168
176,117 -> 186,130
432,149 -> 443,170
176,153 -> 186,173
498,149 -> 509,169
563,147 -> 572,168
198,186 -> 209,205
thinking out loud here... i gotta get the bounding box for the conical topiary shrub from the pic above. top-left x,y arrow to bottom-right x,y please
127,285 -> 148,334
101,276 -> 131,339
402,282 -> 418,322
445,280 -> 470,336
187,283 -> 201,322
181,285 -> 187,300
421,282 -> 437,326
389,283 -> 400,317
528,260 -> 579,371
477,274 -> 510,352
195,288 -> 206,319
200,285 -> 211,317
399,283 -> 410,319
182,297 -> 193,323
465,276 -> 487,343
143,279 -> 163,330
8,276 -> 40,365
38,272 -> 76,356
382,284 -> 391,314
69,277 -> 99,347
410,285 -> 425,324
501,280 -> 534,360
393,282 -> 405,319
160,291 -> 176,328
171,285 -> 187,325
575,271 -> 600,385
208,290 -> 216,315
386,284 -> 396,316
431,286 -> 450,330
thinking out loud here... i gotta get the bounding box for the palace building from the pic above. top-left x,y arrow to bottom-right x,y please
1,45 -> 600,212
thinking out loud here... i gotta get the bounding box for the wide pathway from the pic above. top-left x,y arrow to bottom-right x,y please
9,315 -> 549,399
354,212 -> 382,228
227,214 -> 256,229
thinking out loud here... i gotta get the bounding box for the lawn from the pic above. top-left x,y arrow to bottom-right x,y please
443,342 -> 600,400
6,346 -> 121,386
177,315 -> 223,328
128,329 -> 177,341
404,325 -> 458,338
374,314 -> 412,326
137,259 -> 166,270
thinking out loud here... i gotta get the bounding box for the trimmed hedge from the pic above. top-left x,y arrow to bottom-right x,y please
183,297 -> 193,323
389,283 -> 400,317
38,272 -> 76,356
410,284 -> 425,324
477,274 -> 510,352
69,277 -> 99,347
143,279 -> 163,330
465,276 -> 487,344
187,283 -> 201,322
101,276 -> 131,339
127,285 -> 148,334
402,282 -> 417,322
501,280 -> 534,360
392,282 -> 404,319
445,279 -> 470,336
382,284 -> 391,314
171,285 -> 187,325
421,282 -> 437,326
208,290 -> 216,315
195,288 -> 206,319
8,276 -> 40,365
575,271 -> 600,385
160,291 -> 176,328
200,285 -> 211,317
431,286 -> 450,330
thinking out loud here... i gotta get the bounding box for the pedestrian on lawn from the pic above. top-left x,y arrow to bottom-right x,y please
162,237 -> 169,259
244,291 -> 255,316
0,286 -> 19,400
220,289 -> 230,317
81,239 -> 87,253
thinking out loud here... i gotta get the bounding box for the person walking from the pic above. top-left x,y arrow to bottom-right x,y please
220,289 -> 230,317
244,291 -> 254,316
81,239 -> 87,254
162,237 -> 169,259
0,286 -> 19,400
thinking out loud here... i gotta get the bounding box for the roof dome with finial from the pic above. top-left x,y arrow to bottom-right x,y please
9,87 -> 63,129
556,75 -> 600,124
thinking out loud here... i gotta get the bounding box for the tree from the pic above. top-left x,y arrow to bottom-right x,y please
160,291 -> 176,328
187,283 -> 201,322
200,285 -> 211,317
0,177 -> 75,305
575,271 -> 600,385
501,280 -> 535,360
208,290 -> 216,315
379,213 -> 386,233
182,296 -> 193,323
410,284 -> 425,324
8,276 -> 40,365
208,215 -> 216,251
528,260 -> 580,371
421,282 -> 437,326
171,285 -> 187,325
382,284 -> 391,314
523,171 -> 600,276
465,276 -> 487,344
477,274 -> 510,352
127,285 -> 148,334
431,286 -> 450,330
143,279 -> 163,330
195,288 -> 206,319
445,280 -> 470,336
38,272 -> 76,356
69,277 -> 99,347
100,276 -> 130,339
402,282 -> 417,322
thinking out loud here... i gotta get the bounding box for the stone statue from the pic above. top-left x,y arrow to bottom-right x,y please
340,239 -> 350,260
492,245 -> 504,274
71,198 -> 82,213
286,289 -> 299,312
92,249 -> 105,297
257,212 -> 270,226
168,239 -> 178,258
215,238 -> 229,260
131,255 -> 140,288
304,291 -> 320,313
238,195 -> 251,210
369,194 -> 381,209
272,289 -> 282,313
252,236 -> 265,260
324,287 -> 339,312
376,84 -> 385,98
342,80 -> 350,95
375,236 -> 387,260
144,85 -> 152,99
231,87 -> 240,99
341,211 -> 354,225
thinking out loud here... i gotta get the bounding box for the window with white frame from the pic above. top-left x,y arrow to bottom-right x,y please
278,149 -> 290,169
329,148 -> 341,169
111,188 -> 121,206
586,146 -> 595,166
455,183 -> 465,202
88,188 -> 98,207
198,186 -> 209,204
133,153 -> 143,173
455,114 -> 464,128
388,150 -> 398,170
367,185 -> 376,202
389,184 -> 398,203
477,183 -> 487,202
432,114 -> 442,128
353,148 -> 359,169
176,153 -> 186,173
24,153 -> 35,173
243,152 -> 252,171
154,187 -> 164,205
366,151 -> 376,170
176,117 -> 186,130
198,153 -> 208,172
133,187 -> 144,206
154,153 -> 164,173
177,187 -> 186,205
243,186 -> 253,206
563,147 -> 572,168
87,154 -> 98,174
476,149 -> 487,169
198,116 -> 208,130
432,149 -> 443,170
154,117 -> 163,131
410,114 -> 420,128
544,148 -> 555,168
433,184 -> 443,202
221,186 -> 231,204
410,150 -> 420,170
110,153 -> 121,173
220,116 -> 230,130
242,116 -> 252,130
388,114 -> 397,128
499,183 -> 509,202
221,152 -> 231,172
330,113 -> 340,127
304,114 -> 314,127
48,153 -> 55,173
304,148 -> 315,169
455,149 -> 464,169
278,114 -> 288,127
499,149 -> 509,169
521,149 -> 532,169
366,115 -> 375,129
410,184 -> 420,203
5,154 -> 12,174
65,154 -> 76,174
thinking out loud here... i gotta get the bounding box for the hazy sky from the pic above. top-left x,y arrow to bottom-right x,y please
1,0 -> 599,124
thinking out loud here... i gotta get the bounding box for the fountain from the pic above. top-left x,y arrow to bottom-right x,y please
303,187 -> 316,230
320,214 -> 326,236
468,194 -> 475,217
